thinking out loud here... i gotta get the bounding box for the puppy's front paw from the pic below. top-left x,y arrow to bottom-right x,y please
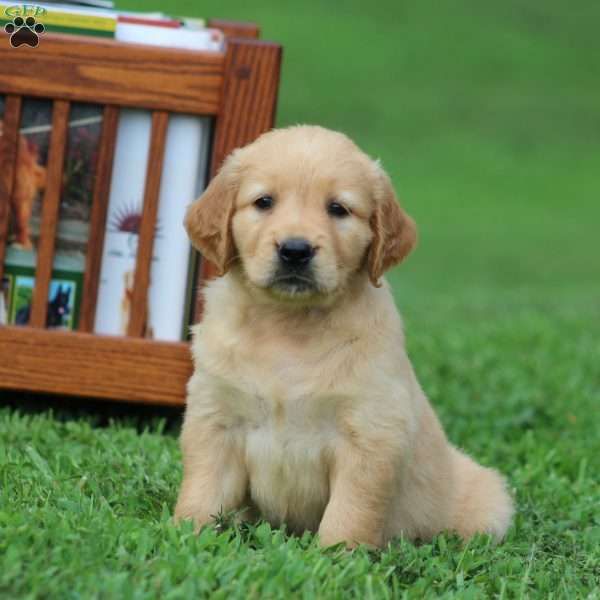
318,523 -> 383,549
173,503 -> 213,532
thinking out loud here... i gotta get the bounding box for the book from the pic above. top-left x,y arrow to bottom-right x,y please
117,15 -> 180,29
0,2 -> 117,37
40,0 -> 115,9
114,20 -> 223,50
0,97 -> 103,329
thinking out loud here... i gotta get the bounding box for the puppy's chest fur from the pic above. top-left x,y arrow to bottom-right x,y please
201,325 -> 359,531
241,383 -> 336,532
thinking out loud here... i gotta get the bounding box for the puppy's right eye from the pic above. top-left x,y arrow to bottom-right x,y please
327,200 -> 351,218
254,195 -> 274,211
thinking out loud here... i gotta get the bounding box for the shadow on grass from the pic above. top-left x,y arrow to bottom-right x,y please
0,389 -> 183,434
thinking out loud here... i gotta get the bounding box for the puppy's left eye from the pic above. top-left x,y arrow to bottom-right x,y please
254,195 -> 274,211
327,201 -> 351,218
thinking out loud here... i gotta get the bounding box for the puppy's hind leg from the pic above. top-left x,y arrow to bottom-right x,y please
175,414 -> 248,531
450,447 -> 514,541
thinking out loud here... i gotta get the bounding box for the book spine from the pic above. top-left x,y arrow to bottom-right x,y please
43,25 -> 114,37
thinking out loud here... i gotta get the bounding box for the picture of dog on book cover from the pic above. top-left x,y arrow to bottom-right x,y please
0,119 -> 46,250
0,99 -> 102,252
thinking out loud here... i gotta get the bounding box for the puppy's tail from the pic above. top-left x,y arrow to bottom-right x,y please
450,447 -> 514,542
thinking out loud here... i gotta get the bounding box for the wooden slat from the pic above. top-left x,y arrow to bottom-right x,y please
210,40 -> 282,175
192,39 -> 282,322
207,19 -> 260,39
0,34 -> 223,116
0,326 -> 191,405
29,100 -> 70,328
0,95 -> 22,282
79,105 -> 119,332
127,111 -> 169,338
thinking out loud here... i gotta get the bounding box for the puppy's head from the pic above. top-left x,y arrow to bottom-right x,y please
185,126 -> 416,303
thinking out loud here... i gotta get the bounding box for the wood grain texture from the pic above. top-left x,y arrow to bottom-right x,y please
0,95 -> 22,283
207,19 -> 260,39
127,111 -> 169,338
0,326 -> 190,405
192,39 -> 282,322
0,34 -> 224,116
79,105 -> 119,333
29,100 -> 70,328
210,39 -> 282,176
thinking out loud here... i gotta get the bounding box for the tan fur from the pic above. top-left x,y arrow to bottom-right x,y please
184,152 -> 239,276
176,125 -> 513,547
367,164 -> 417,286
0,121 -> 47,250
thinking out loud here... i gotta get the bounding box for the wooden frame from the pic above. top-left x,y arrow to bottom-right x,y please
0,21 -> 282,406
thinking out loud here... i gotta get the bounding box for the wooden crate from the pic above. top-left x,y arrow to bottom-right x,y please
0,20 -> 282,406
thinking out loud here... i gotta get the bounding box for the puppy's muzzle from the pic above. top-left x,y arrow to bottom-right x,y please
270,238 -> 318,293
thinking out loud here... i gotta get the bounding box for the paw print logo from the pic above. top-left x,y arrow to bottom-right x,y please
4,16 -> 45,48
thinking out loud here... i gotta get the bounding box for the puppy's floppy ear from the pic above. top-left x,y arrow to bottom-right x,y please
367,163 -> 417,286
184,153 -> 240,276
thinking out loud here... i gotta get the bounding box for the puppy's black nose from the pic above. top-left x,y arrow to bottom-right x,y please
278,238 -> 315,267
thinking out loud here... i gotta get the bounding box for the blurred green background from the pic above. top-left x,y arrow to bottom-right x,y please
121,0 -> 600,315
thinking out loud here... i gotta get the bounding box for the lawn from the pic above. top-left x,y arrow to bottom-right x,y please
2,1 -> 600,598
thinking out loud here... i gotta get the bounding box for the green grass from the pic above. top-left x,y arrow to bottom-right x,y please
2,0 -> 600,597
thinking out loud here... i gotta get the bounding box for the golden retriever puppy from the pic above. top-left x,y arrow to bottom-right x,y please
175,125 -> 513,547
